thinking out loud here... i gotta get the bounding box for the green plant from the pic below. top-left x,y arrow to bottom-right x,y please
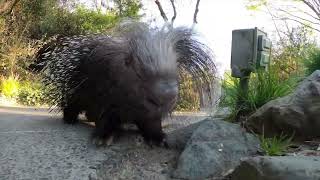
17,81 -> 48,106
0,76 -> 20,98
260,133 -> 293,156
220,68 -> 297,121
304,48 -> 320,76
247,69 -> 296,110
219,73 -> 242,120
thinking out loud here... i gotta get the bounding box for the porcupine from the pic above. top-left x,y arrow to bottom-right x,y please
30,21 -> 216,146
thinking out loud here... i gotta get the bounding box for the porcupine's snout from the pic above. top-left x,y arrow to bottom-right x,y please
149,80 -> 178,111
158,80 -> 178,103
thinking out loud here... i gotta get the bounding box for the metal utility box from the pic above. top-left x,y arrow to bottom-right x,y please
231,27 -> 271,78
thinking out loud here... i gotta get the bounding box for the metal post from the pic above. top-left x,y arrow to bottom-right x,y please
236,71 -> 251,120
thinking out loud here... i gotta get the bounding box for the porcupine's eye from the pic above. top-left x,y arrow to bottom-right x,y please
130,56 -> 149,81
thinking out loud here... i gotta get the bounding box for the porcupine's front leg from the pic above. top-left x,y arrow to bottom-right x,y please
85,104 -> 100,122
135,117 -> 168,148
92,110 -> 121,146
63,103 -> 81,124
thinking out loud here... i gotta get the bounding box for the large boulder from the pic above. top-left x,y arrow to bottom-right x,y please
172,118 -> 261,179
166,121 -> 203,151
247,70 -> 320,139
230,156 -> 320,180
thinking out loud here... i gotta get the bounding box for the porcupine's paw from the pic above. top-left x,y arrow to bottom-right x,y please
63,117 -> 79,124
144,132 -> 169,149
91,129 -> 118,147
92,135 -> 115,147
63,106 -> 80,124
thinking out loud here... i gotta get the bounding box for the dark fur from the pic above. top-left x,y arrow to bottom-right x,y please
31,21 -> 216,145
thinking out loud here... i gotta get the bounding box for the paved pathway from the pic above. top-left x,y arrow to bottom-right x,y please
0,106 -> 108,180
0,106 -> 208,180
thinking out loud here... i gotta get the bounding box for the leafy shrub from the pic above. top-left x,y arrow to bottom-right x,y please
0,18 -> 5,33
175,71 -> 200,112
304,48 -> 320,76
113,0 -> 142,18
26,1 -> 141,38
271,26 -> 317,80
73,6 -> 120,34
0,34 -> 39,78
38,6 -> 120,37
17,81 -> 48,106
0,76 -> 20,98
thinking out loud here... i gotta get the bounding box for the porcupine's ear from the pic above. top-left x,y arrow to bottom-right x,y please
170,27 -> 217,110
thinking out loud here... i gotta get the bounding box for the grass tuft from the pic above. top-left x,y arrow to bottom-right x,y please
259,133 -> 293,156
220,68 -> 298,121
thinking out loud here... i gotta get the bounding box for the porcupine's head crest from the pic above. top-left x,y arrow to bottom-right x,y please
115,21 -> 181,116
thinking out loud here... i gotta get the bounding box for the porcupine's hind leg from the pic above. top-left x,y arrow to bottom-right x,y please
92,109 -> 122,146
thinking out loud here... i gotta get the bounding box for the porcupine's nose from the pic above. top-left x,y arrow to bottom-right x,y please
154,80 -> 178,105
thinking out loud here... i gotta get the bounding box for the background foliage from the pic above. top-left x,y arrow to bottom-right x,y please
1,0 -> 320,112
175,71 -> 200,112
220,25 -> 319,121
218,0 -> 320,120
0,0 -> 141,106
0,0 -> 200,110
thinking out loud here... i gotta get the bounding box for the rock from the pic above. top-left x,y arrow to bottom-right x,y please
172,118 -> 261,180
213,107 -> 231,119
247,70 -> 320,139
297,150 -> 320,156
230,156 -> 320,180
166,121 -> 203,151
